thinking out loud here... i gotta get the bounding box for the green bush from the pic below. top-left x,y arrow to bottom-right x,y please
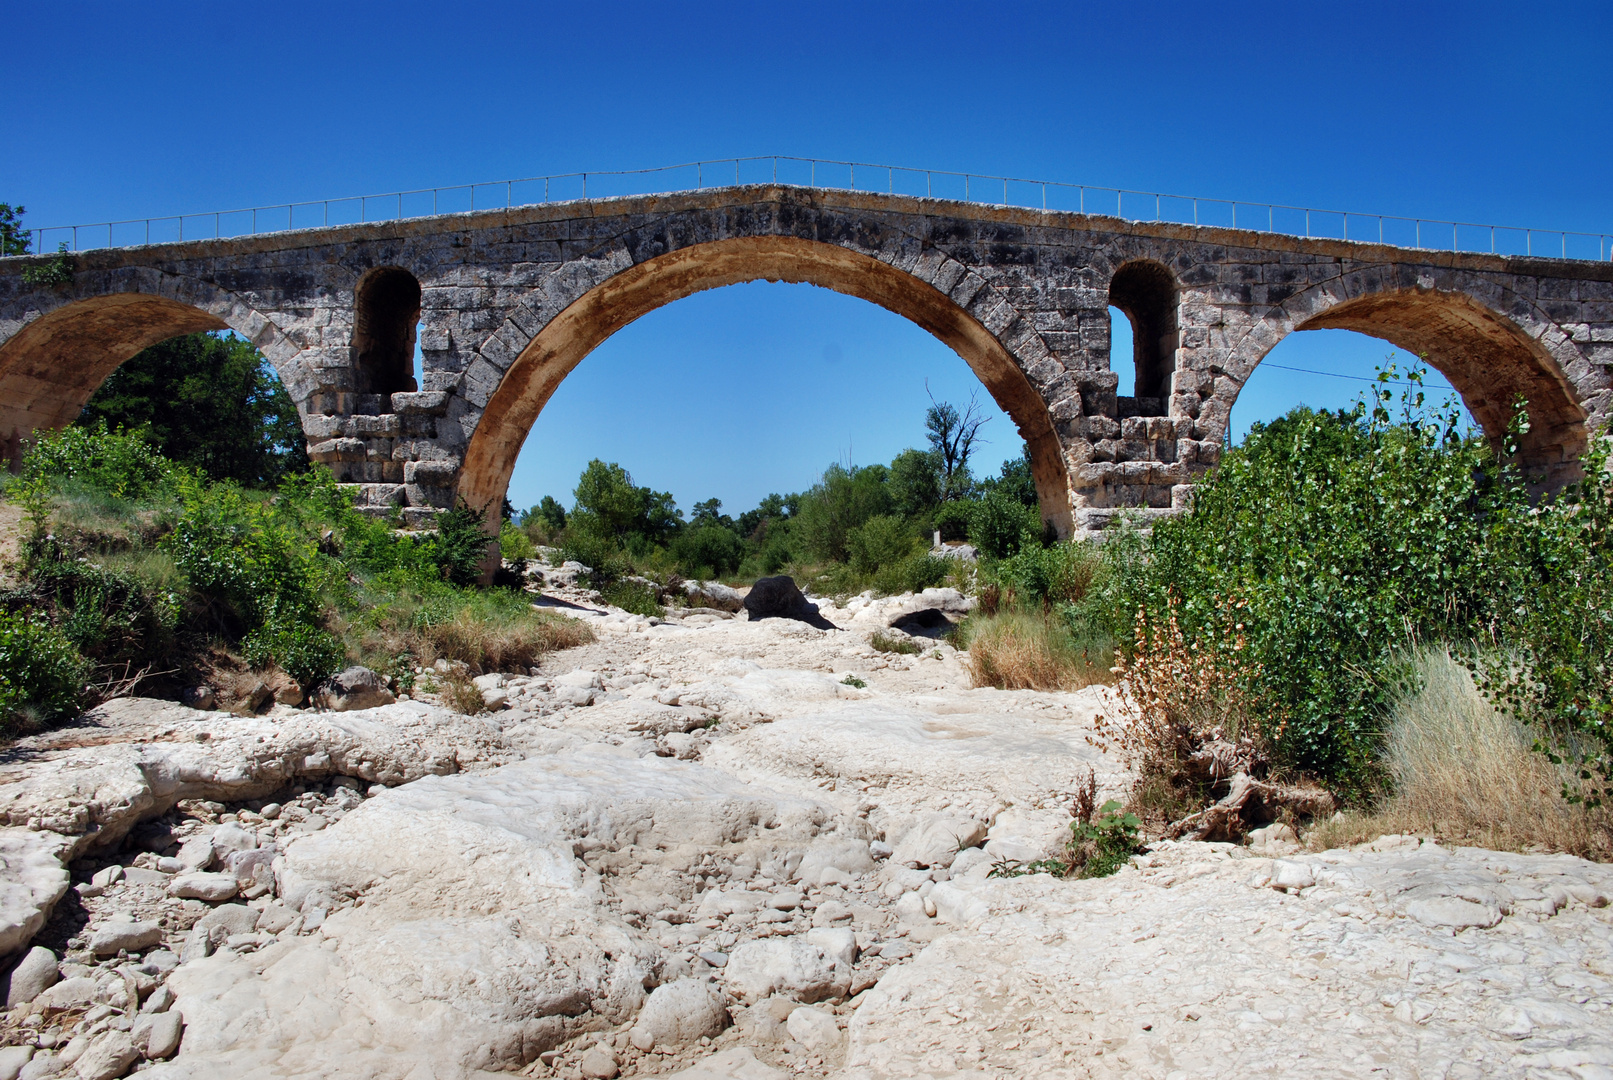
670,523 -> 745,579
847,514 -> 920,573
873,553 -> 949,595
793,463 -> 893,563
968,491 -> 1040,559
0,610 -> 89,732
1471,431 -> 1613,806
161,477 -> 333,633
602,579 -> 662,617
933,500 -> 973,542
243,621 -> 346,688
23,423 -> 174,502
20,538 -> 180,670
499,520 -> 538,562
993,541 -> 1103,608
1115,378 -> 1533,790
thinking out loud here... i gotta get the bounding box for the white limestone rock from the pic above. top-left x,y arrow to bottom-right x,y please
146,744 -> 842,1078
0,830 -> 70,958
784,1005 -> 841,1052
723,938 -> 847,1004
0,698 -> 508,862
628,979 -> 728,1050
2,946 -> 57,1007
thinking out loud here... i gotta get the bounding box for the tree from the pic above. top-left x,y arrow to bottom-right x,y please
530,496 -> 567,532
925,384 -> 989,499
570,460 -> 683,546
793,463 -> 892,563
981,446 -> 1038,507
76,331 -> 307,488
0,204 -> 30,257
888,448 -> 943,518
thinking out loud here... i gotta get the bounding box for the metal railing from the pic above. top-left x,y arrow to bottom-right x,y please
11,155 -> 1612,262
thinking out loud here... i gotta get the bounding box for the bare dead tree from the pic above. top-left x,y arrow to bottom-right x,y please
925,382 -> 989,499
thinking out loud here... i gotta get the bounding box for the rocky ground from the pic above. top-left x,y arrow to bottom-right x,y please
1,579 -> 1611,1080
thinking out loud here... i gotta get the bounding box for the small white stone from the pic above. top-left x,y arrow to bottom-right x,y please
785,1006 -> 841,1051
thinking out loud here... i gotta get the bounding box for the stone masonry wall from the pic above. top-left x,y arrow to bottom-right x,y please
0,186 -> 1609,532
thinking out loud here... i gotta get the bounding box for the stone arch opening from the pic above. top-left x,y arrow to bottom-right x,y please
0,293 -> 236,444
1298,290 -> 1588,486
460,235 -> 1072,537
351,266 -> 421,405
1233,289 -> 1588,488
1108,260 -> 1178,417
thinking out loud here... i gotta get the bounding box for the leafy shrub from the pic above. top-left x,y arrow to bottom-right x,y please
242,621 -> 346,689
20,538 -> 181,671
873,553 -> 949,595
793,463 -> 893,563
424,502 -> 493,586
0,610 -> 89,732
670,523 -> 745,579
932,500 -> 973,542
1115,380 -> 1522,790
992,541 -> 1102,608
1067,801 -> 1141,878
1469,432 -> 1613,806
847,515 -> 920,574
161,478 -> 332,633
23,423 -> 174,502
499,521 -> 538,562
968,491 -> 1039,559
558,531 -> 631,587
602,579 -> 663,617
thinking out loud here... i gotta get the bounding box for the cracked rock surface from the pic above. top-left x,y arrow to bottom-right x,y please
1,589 -> 1610,1079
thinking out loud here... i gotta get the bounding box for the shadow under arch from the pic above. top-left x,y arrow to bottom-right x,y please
459,234 -> 1074,536
1232,288 -> 1589,489
0,291 -> 285,441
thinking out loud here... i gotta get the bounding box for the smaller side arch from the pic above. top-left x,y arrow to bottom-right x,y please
351,267 -> 421,403
1220,281 -> 1592,490
0,293 -> 234,439
1108,259 -> 1178,415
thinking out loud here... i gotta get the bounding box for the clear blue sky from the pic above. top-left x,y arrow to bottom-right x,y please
5,1 -> 1607,515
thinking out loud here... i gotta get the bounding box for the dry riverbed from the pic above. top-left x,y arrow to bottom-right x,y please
1,587 -> 1610,1080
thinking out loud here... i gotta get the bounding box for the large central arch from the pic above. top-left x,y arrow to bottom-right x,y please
459,234 -> 1074,535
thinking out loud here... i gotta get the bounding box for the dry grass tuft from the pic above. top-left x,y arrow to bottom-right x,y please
418,608 -> 594,672
1306,649 -> 1613,859
961,610 -> 1112,692
436,670 -> 491,716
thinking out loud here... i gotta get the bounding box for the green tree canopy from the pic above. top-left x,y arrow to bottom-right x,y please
76,332 -> 307,488
0,204 -> 30,256
570,460 -> 683,547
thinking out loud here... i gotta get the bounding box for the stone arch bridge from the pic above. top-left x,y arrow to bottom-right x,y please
2,185 -> 1610,538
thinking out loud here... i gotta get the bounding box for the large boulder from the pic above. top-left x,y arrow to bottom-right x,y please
629,979 -> 728,1050
685,581 -> 745,613
314,667 -> 396,712
741,577 -> 833,630
723,938 -> 848,1003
